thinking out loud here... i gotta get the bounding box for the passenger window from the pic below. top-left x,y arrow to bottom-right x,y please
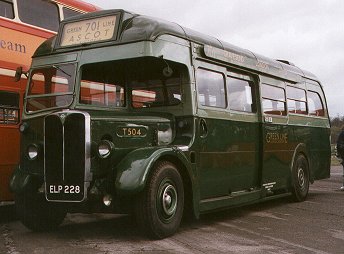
17,0 -> 59,31
228,77 -> 255,113
261,84 -> 286,116
63,7 -> 82,20
196,69 -> 226,108
0,91 -> 19,124
0,0 -> 14,19
286,86 -> 307,114
308,91 -> 325,117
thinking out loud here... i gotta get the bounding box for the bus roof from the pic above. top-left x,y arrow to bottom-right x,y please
34,9 -> 318,83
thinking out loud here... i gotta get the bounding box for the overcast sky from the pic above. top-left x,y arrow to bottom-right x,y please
87,0 -> 344,117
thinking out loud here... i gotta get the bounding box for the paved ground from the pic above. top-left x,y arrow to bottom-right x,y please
1,166 -> 344,254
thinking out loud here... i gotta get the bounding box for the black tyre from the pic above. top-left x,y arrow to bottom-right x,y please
134,161 -> 184,239
15,193 -> 66,232
291,154 -> 310,202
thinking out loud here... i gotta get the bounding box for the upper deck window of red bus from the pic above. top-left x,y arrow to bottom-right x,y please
0,0 -> 14,19
63,7 -> 82,19
17,0 -> 59,31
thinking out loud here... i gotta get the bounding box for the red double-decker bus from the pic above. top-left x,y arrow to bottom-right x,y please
0,0 -> 100,204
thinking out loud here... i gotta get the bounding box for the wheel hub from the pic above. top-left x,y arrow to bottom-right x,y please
298,167 -> 305,187
160,183 -> 177,218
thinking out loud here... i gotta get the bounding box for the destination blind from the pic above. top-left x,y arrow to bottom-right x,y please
60,15 -> 118,47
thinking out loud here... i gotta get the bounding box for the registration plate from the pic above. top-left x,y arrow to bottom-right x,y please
48,185 -> 81,194
46,184 -> 85,202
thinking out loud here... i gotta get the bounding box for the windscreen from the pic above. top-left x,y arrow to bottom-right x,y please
79,58 -> 183,108
26,64 -> 76,113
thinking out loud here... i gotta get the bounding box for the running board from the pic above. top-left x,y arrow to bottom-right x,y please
199,190 -> 291,213
200,190 -> 261,213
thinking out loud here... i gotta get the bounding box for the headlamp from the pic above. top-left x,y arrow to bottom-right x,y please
27,144 -> 38,160
97,140 -> 114,159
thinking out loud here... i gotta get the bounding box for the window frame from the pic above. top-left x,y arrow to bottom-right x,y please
261,83 -> 287,116
307,90 -> 326,117
227,73 -> 256,114
286,85 -> 308,115
196,67 -> 227,109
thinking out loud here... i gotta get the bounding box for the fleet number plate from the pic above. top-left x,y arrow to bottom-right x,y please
116,126 -> 147,137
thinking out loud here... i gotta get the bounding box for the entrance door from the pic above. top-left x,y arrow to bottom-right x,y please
195,63 -> 260,200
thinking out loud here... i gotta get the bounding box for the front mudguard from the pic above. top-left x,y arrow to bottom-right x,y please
9,166 -> 42,194
115,146 -> 192,196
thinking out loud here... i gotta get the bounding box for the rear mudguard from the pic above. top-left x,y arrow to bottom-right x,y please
291,143 -> 313,183
115,146 -> 199,216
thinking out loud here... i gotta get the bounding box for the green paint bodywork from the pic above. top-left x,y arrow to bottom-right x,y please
10,9 -> 331,218
114,146 -> 191,195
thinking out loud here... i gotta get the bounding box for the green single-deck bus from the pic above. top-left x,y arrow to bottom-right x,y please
10,9 -> 331,239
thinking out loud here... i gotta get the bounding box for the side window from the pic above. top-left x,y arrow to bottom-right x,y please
228,76 -> 255,113
17,0 -> 59,31
0,0 -> 14,19
196,68 -> 226,108
63,8 -> 82,20
261,84 -> 286,116
308,91 -> 325,117
286,86 -> 307,114
0,91 -> 19,124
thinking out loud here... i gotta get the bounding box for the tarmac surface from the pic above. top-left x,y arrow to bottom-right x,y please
1,166 -> 344,254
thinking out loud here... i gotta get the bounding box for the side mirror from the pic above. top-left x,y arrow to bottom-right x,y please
14,67 -> 27,82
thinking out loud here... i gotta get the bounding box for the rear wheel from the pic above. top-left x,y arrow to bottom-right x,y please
291,154 -> 310,202
15,193 -> 66,232
134,161 -> 184,239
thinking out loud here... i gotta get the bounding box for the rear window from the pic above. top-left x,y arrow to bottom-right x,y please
308,91 -> 325,117
17,0 -> 59,31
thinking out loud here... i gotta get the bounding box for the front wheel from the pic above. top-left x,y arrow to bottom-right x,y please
291,154 -> 310,202
15,193 -> 66,232
134,161 -> 184,239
